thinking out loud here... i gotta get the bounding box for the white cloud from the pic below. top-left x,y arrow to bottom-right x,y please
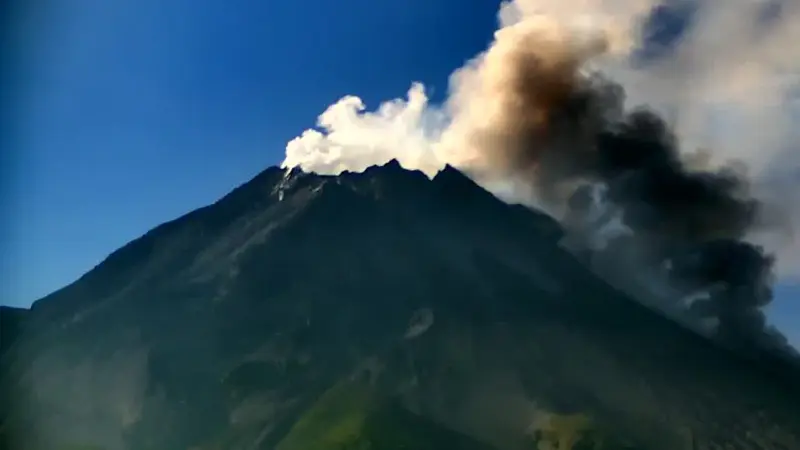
282,83 -> 445,178
281,0 -> 800,276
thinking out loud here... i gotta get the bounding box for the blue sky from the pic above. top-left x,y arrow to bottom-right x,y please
1,0 -> 797,344
1,0 -> 498,307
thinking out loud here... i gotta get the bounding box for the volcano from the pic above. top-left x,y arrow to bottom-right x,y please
2,161 -> 799,450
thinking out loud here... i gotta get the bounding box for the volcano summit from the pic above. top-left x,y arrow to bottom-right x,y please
2,161 -> 800,450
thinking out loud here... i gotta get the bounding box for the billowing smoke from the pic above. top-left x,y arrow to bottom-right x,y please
282,0 -> 800,354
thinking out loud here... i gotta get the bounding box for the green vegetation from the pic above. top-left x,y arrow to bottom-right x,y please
276,381 -> 375,450
276,380 -> 496,450
526,413 -> 641,450
58,445 -> 106,450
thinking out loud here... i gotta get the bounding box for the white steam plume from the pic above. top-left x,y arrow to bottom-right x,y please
283,83 -> 445,178
281,0 -> 800,276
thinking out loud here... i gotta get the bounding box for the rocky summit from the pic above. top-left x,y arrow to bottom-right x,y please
2,160 -> 799,450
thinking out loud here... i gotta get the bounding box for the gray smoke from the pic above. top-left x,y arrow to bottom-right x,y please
282,0 -> 800,354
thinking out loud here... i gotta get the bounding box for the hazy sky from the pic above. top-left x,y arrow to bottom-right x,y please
1,0 -> 797,344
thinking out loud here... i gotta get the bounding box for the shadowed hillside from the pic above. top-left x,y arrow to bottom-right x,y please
1,161 -> 799,450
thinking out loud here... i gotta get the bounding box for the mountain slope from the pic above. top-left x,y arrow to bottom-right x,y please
0,307 -> 27,356
273,380 -> 497,450
2,161 -> 800,450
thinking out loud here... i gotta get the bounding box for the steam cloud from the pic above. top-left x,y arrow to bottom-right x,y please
282,0 -> 800,354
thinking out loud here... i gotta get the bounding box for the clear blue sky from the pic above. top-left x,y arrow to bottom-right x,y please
1,0 -> 498,307
1,0 -> 797,344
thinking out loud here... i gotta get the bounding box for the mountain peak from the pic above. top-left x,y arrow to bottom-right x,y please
5,157 -> 800,450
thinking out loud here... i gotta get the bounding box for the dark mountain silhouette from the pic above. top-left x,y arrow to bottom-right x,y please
2,160 -> 799,450
0,307 -> 27,356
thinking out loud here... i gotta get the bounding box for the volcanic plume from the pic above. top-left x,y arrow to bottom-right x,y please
282,0 -> 800,354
